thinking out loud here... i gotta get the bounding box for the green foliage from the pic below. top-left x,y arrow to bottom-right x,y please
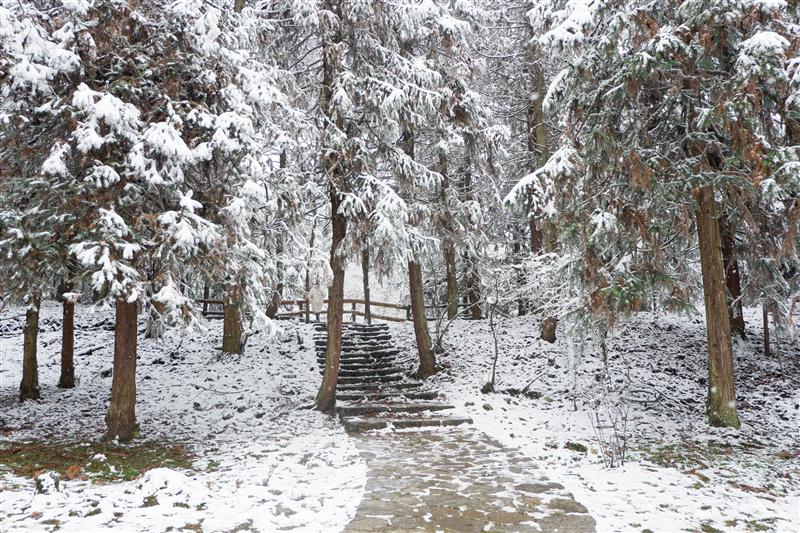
529,0 -> 800,327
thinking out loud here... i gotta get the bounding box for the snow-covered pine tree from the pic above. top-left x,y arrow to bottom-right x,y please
0,1 -> 92,399
266,0 -> 497,405
477,0 -> 560,317
507,0 -> 800,428
1,0 -> 291,439
423,2 -> 506,324
351,1 -> 502,376
175,1 -> 297,354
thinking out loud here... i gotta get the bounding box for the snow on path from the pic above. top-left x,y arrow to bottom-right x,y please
346,427 -> 595,532
388,308 -> 800,532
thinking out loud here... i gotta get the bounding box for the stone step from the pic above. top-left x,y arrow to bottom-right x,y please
340,348 -> 400,357
316,355 -> 398,365
315,326 -> 389,334
316,353 -> 396,360
320,366 -> 406,378
341,416 -> 473,432
327,360 -> 394,369
338,358 -> 399,367
343,324 -> 390,331
337,402 -> 455,417
337,381 -> 423,392
317,346 -> 396,354
315,332 -> 391,339
338,373 -> 405,385
315,345 -> 396,354
315,340 -> 394,349
336,390 -> 439,402
317,351 -> 398,361
314,328 -> 394,334
317,359 -> 397,369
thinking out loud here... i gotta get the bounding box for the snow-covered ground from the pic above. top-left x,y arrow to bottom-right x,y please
2,298 -> 799,533
390,307 -> 800,533
0,302 -> 366,533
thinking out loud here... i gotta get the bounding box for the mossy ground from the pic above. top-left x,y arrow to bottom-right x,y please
0,440 -> 192,482
637,438 -> 796,496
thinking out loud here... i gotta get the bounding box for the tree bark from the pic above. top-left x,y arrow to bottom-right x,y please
763,304 -> 770,358
315,0 -> 346,412
268,152 -> 287,320
233,0 -> 245,13
361,245 -> 371,325
315,186 -> 346,412
106,299 -> 137,442
720,224 -> 745,339
266,284 -> 283,319
409,259 -> 436,377
400,124 -> 437,374
529,218 -> 544,254
695,186 -> 740,428
58,286 -> 76,389
19,294 -> 41,401
222,287 -> 243,354
527,53 -> 548,255
438,153 -> 459,320
468,264 -> 482,319
444,240 -> 458,319
144,306 -> 164,339
515,238 -> 527,316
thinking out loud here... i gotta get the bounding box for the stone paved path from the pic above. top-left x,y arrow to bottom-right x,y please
316,323 -> 596,532
345,428 -> 596,532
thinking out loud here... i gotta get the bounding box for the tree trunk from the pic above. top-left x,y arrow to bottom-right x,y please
315,187 -> 346,412
268,152 -> 287,320
763,304 -> 770,358
529,218 -> 544,254
222,287 -> 243,354
361,245 -> 371,325
315,0 -> 346,412
695,186 -> 740,428
541,316 -> 558,343
409,259 -> 436,378
527,53 -> 548,256
444,240 -> 458,320
438,153 -> 459,320
106,299 -> 137,442
19,294 -> 41,401
266,284 -> 282,319
58,288 -> 76,389
400,124 -> 436,374
234,0 -> 245,13
468,265 -> 482,319
720,224 -> 745,339
513,238 -> 526,316
144,306 -> 164,339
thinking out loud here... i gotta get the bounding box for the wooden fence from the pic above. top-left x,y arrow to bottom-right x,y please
196,297 -> 475,323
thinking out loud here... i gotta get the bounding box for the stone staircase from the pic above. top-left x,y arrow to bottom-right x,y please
313,322 -> 472,431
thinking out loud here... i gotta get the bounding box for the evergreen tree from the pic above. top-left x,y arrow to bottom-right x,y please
507,0 -> 800,428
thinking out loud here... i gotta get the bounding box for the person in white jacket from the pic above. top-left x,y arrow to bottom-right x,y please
308,285 -> 326,322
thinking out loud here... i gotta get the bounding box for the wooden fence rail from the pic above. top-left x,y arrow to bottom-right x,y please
197,296 -> 474,323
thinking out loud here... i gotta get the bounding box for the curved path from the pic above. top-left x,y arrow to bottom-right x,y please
315,323 -> 596,532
